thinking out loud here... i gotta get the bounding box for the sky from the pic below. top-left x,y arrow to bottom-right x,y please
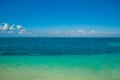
0,0 -> 120,37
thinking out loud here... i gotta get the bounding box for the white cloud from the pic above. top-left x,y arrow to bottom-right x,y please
16,25 -> 23,30
0,22 -> 31,36
90,30 -> 107,34
18,29 -> 26,34
9,24 -> 15,30
2,23 -> 9,31
90,30 -> 96,34
76,30 -> 85,34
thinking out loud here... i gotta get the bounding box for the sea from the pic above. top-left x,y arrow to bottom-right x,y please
0,37 -> 120,80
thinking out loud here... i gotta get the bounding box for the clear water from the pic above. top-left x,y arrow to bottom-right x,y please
0,37 -> 120,80
0,37 -> 120,55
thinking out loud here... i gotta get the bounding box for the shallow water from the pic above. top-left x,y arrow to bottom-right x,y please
0,54 -> 120,80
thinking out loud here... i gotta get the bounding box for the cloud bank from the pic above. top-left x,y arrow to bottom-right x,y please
0,22 -> 31,37
43,29 -> 118,37
0,23 -> 119,37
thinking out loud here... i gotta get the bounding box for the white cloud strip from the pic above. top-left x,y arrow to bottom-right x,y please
47,29 -> 117,37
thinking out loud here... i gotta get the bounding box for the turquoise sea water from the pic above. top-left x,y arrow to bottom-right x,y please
0,37 -> 120,80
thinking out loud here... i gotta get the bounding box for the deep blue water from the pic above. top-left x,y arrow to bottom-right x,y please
0,37 -> 120,55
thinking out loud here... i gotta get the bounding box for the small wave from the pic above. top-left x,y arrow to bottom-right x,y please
108,42 -> 120,47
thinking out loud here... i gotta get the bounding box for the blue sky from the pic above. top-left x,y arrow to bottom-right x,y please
0,0 -> 120,37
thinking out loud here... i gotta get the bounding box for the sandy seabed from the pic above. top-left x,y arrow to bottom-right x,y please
0,54 -> 120,80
